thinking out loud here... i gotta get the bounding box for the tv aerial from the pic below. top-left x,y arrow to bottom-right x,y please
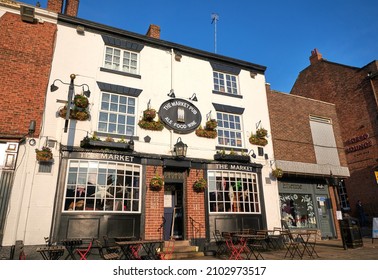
211,13 -> 219,53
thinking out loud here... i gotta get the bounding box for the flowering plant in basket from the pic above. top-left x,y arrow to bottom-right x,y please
35,146 -> 53,162
193,178 -> 207,192
150,174 -> 164,191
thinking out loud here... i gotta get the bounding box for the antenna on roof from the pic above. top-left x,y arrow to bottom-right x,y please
211,13 -> 219,53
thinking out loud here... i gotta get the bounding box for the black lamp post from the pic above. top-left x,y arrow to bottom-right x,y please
50,74 -> 90,133
173,137 -> 188,158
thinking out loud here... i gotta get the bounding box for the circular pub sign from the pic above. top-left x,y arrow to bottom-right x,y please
158,98 -> 202,134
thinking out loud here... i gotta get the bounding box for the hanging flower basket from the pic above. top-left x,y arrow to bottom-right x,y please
143,109 -> 157,121
150,174 -> 164,191
35,146 -> 53,162
195,127 -> 217,139
256,128 -> 268,138
72,110 -> 90,121
205,119 -> 218,130
249,134 -> 268,146
58,106 -> 90,121
73,94 -> 89,109
272,168 -> 284,178
193,178 -> 207,192
138,119 -> 164,131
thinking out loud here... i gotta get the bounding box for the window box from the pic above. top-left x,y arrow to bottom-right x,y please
80,136 -> 134,151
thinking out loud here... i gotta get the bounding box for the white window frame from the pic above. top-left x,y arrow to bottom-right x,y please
104,46 -> 139,74
213,71 -> 238,95
216,111 -> 243,148
98,92 -> 136,136
207,170 -> 260,214
63,160 -> 142,213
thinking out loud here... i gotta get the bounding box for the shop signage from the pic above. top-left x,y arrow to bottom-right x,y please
345,133 -> 372,153
208,163 -> 256,173
69,152 -> 141,164
158,98 -> 202,134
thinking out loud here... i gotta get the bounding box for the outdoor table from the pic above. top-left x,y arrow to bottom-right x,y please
114,236 -> 136,242
61,238 -> 83,260
36,245 -> 65,260
116,240 -> 164,260
234,234 -> 265,260
290,230 -> 319,259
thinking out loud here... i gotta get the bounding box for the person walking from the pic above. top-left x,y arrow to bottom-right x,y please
356,200 -> 366,227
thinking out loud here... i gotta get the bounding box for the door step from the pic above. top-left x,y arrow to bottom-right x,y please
163,240 -> 204,260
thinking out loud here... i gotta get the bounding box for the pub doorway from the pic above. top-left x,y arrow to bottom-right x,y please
163,183 -> 184,240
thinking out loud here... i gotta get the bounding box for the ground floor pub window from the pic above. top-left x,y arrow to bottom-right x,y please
279,193 -> 316,228
63,160 -> 141,212
208,170 -> 260,213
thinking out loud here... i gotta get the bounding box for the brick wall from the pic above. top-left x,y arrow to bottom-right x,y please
290,54 -> 378,217
266,89 -> 347,166
144,165 -> 164,240
185,169 -> 206,239
0,12 -> 56,138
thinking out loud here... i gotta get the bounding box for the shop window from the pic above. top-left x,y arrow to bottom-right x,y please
208,170 -> 260,213
279,193 -> 317,228
63,160 -> 141,213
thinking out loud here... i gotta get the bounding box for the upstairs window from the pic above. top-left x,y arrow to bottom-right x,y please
213,71 -> 238,95
217,112 -> 242,147
104,46 -> 139,74
98,92 -> 136,136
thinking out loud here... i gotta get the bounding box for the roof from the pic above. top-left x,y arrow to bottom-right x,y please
57,14 -> 267,74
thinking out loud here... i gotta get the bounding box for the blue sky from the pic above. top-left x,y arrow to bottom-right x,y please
22,0 -> 378,92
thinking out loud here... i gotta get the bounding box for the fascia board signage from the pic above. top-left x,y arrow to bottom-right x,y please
159,98 -> 202,134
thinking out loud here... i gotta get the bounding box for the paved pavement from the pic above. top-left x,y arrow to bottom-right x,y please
1,228 -> 377,260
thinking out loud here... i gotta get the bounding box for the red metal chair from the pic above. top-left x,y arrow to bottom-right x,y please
223,232 -> 246,260
157,239 -> 175,260
76,239 -> 93,260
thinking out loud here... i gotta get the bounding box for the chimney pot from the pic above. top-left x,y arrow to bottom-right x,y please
309,48 -> 323,65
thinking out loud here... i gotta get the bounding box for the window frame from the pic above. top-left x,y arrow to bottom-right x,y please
216,111 -> 243,148
97,91 -> 137,137
103,46 -> 139,75
207,170 -> 260,214
213,71 -> 239,95
62,160 -> 142,213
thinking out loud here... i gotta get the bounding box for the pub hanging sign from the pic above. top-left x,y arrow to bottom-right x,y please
159,98 -> 202,134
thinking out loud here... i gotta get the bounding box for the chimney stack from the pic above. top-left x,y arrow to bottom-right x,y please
47,0 -> 79,16
47,0 -> 63,13
309,48 -> 323,65
64,0 -> 80,17
146,24 -> 160,39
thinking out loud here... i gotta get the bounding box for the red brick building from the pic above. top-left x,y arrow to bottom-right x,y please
267,87 -> 349,238
291,49 -> 378,220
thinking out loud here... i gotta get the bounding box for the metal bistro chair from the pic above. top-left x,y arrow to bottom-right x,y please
223,232 -> 246,260
157,239 -> 175,260
302,229 -> 319,258
76,239 -> 93,260
281,230 -> 302,259
96,240 -> 121,260
213,230 -> 227,256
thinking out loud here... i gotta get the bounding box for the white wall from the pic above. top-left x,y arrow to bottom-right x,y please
4,22 -> 281,245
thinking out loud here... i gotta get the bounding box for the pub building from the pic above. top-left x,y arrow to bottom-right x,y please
0,0 -> 345,249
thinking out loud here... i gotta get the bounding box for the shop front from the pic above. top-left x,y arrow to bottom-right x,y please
206,162 -> 266,237
278,178 -> 336,239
